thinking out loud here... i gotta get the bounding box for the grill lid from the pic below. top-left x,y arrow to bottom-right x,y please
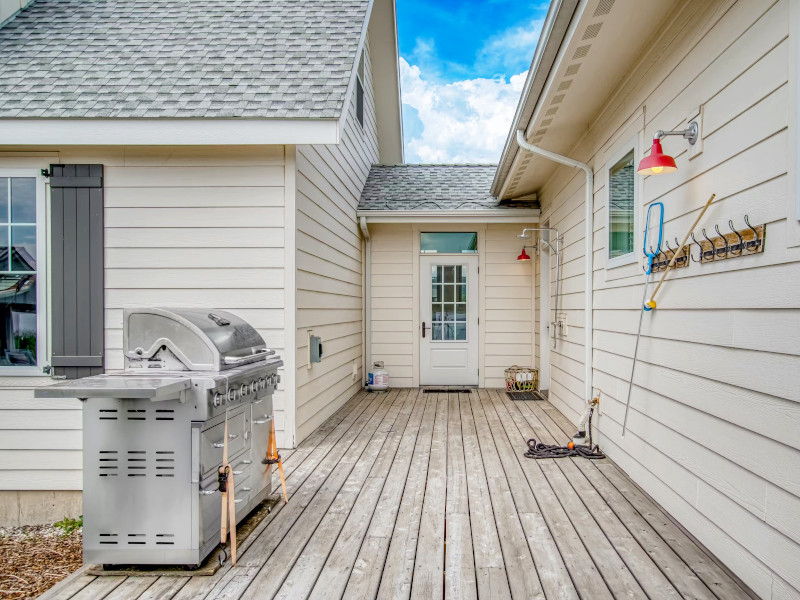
124,308 -> 271,372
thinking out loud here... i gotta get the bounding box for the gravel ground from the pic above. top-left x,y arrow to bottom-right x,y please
0,525 -> 82,600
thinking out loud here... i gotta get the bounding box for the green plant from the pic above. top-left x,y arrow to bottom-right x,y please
54,515 -> 82,535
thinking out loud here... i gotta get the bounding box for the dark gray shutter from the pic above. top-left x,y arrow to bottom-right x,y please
49,164 -> 104,379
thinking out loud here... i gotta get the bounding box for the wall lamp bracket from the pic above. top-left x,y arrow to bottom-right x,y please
655,121 -> 699,146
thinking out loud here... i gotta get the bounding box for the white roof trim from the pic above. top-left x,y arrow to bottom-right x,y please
0,118 -> 340,146
358,209 -> 541,223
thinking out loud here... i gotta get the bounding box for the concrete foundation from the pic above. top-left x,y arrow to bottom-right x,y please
0,491 -> 82,528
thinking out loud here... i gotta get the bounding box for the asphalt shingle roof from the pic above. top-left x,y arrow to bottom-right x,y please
358,165 -> 540,211
0,0 -> 368,119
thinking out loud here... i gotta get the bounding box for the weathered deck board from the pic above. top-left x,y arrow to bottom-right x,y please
48,389 -> 753,600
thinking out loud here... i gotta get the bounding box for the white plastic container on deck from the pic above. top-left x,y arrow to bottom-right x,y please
367,361 -> 389,391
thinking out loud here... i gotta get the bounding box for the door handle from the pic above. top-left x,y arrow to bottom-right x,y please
422,322 -> 428,338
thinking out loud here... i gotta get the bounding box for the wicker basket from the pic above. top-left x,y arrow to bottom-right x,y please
505,365 -> 539,391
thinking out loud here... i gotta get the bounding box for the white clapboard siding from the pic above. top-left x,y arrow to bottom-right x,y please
294,35 -> 378,442
533,0 -> 800,595
0,145 -> 287,489
368,224 -> 415,386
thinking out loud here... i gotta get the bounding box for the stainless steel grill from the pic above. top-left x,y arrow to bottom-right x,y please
36,308 -> 283,567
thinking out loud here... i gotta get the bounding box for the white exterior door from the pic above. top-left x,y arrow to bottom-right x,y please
420,256 -> 479,385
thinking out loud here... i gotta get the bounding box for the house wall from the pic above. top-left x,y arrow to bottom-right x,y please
0,0 -> 32,25
293,34 -> 378,443
0,145 -> 288,525
534,0 -> 800,597
367,222 -> 536,389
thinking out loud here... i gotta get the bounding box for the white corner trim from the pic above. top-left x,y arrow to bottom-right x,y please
0,118 -> 340,146
357,209 -> 541,223
283,145 -> 297,448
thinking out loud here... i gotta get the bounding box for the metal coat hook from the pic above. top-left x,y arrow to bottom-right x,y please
728,220 -> 743,255
690,232 -> 703,262
743,214 -> 761,250
714,224 -> 729,257
701,228 -> 718,260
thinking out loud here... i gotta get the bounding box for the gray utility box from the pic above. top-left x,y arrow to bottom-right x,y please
35,308 -> 282,567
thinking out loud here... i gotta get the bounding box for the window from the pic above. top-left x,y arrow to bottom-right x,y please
420,232 -> 478,254
607,149 -> 636,266
0,173 -> 45,371
431,265 -> 467,341
356,52 -> 365,128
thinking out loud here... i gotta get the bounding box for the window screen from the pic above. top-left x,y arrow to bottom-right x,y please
420,232 -> 478,254
608,150 -> 635,259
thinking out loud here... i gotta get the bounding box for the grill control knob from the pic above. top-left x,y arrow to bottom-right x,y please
259,377 -> 266,390
239,383 -> 248,397
227,388 -> 236,403
213,393 -> 223,407
250,380 -> 258,394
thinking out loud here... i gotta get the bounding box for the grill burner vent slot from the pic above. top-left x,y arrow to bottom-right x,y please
99,409 -> 118,420
155,409 -> 175,421
127,409 -> 146,421
98,451 -> 118,476
156,534 -> 175,545
127,451 -> 147,476
99,533 -> 118,545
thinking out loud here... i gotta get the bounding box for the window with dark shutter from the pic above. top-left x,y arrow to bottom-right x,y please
356,51 -> 365,128
49,164 -> 104,379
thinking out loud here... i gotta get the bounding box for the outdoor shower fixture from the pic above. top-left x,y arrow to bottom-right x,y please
517,227 -> 563,350
637,121 -> 699,175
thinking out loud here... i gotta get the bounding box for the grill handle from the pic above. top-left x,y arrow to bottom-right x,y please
199,485 -> 217,496
253,415 -> 273,425
223,348 -> 275,366
212,433 -> 239,448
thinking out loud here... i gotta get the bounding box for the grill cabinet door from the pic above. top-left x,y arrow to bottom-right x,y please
49,164 -> 104,379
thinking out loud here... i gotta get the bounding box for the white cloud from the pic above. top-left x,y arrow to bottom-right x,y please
400,57 -> 527,164
476,17 -> 546,75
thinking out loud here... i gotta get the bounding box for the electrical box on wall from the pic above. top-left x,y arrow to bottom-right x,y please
309,334 -> 323,365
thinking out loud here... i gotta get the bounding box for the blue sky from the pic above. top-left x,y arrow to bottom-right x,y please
396,1 -> 550,163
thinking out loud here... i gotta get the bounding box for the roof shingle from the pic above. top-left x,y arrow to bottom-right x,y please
0,0 -> 369,119
358,165 -> 540,211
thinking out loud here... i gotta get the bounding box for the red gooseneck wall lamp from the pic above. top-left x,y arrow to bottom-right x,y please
637,121 -> 699,176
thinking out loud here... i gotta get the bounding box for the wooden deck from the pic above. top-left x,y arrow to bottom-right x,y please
42,389 -> 754,600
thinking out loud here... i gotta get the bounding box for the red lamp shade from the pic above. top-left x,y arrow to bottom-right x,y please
637,138 -> 678,175
517,248 -> 531,262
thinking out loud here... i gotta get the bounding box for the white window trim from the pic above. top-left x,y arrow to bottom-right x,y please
604,135 -> 640,270
0,169 -> 48,376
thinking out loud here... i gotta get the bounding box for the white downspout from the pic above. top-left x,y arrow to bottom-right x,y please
515,129 -> 594,408
359,217 -> 372,385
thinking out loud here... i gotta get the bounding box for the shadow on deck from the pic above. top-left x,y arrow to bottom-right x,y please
41,388 -> 754,600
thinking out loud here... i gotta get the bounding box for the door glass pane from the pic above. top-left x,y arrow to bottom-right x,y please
608,150 -> 635,259
0,225 -> 8,271
421,232 -> 478,253
456,304 -> 466,321
430,263 -> 468,343
11,226 -> 36,272
0,274 -> 37,365
10,178 -> 36,223
0,178 -> 7,224
444,304 -> 455,321
443,323 -> 455,341
432,304 -> 443,321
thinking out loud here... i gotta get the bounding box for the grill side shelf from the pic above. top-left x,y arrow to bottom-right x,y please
34,377 -> 191,400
